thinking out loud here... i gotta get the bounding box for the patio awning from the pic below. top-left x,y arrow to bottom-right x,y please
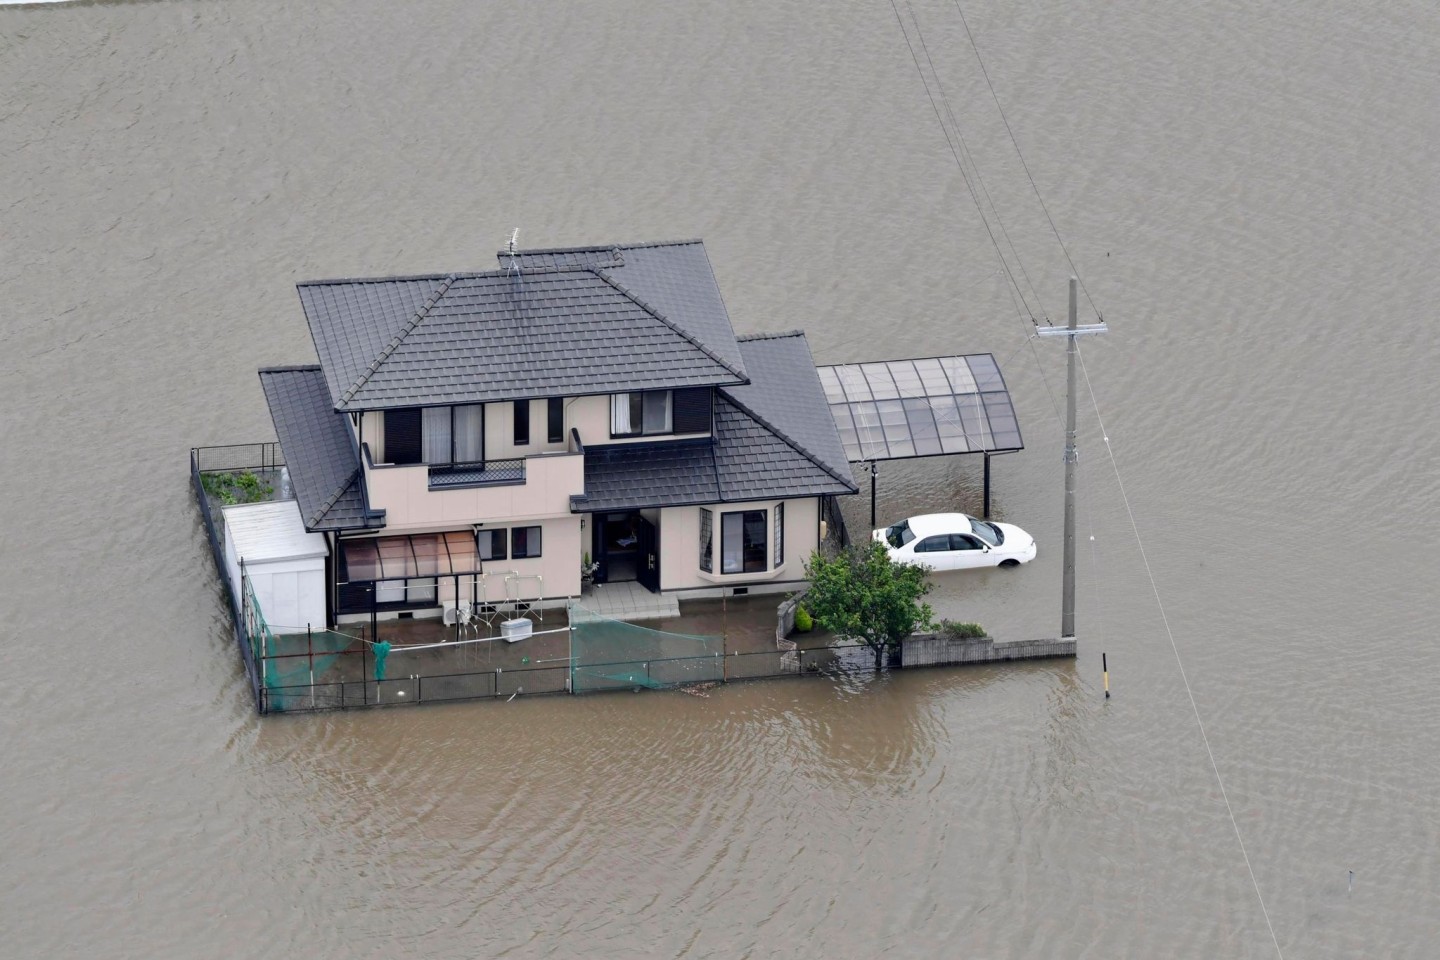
815,354 -> 1023,462
340,532 -> 481,583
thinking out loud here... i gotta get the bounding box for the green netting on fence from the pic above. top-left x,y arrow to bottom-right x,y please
260,630 -> 357,711
569,602 -> 725,693
242,574 -> 355,711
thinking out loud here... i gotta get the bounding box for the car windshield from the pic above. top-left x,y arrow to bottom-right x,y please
886,520 -> 915,548
969,518 -> 1003,546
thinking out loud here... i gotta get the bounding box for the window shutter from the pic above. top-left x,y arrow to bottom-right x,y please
514,401 -> 530,446
547,398 -> 564,443
384,408 -> 422,465
672,388 -> 712,434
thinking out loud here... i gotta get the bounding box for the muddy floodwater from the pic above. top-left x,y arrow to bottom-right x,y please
3,1 -> 1438,957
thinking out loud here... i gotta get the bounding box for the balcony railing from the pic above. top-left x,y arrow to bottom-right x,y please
427,459 -> 526,490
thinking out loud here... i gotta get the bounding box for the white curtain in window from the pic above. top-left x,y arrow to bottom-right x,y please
611,394 -> 631,435
721,512 -> 743,573
644,391 -> 672,434
453,404 -> 483,463
422,407 -> 451,464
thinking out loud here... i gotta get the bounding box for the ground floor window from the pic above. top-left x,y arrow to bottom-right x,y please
477,528 -> 507,560
773,502 -> 784,567
512,525 -> 542,559
699,508 -> 713,573
721,509 -> 767,574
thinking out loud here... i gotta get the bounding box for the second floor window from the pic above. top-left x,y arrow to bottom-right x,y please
386,404 -> 482,466
548,397 -> 564,443
611,391 -> 672,437
514,401 -> 530,446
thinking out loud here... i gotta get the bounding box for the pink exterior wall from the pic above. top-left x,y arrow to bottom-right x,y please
659,497 -> 820,591
364,449 -> 584,530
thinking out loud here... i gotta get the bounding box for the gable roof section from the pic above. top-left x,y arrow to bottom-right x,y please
719,332 -> 856,490
299,240 -> 749,411
259,366 -> 377,531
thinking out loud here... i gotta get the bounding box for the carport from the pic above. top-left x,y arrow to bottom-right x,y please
815,354 -> 1024,526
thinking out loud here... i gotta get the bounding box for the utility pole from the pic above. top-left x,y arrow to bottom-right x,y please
1037,278 -> 1106,640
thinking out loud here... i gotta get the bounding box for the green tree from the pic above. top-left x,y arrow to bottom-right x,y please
803,540 -> 934,670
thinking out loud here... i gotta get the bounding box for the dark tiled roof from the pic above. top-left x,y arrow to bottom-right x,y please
259,366 -> 377,531
720,332 -> 856,489
577,391 -> 856,513
577,439 -> 721,512
299,240 -> 748,411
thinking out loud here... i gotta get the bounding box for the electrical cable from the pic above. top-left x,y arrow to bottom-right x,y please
1075,342 -> 1285,960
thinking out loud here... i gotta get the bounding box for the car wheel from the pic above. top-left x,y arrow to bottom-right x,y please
999,558 -> 1020,568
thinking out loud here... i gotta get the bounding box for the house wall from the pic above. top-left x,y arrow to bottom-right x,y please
567,393 -> 712,447
485,400 -> 569,460
357,410 -> 382,463
361,393 -> 713,465
364,450 -> 584,529
658,496 -> 819,592
343,515 -> 583,606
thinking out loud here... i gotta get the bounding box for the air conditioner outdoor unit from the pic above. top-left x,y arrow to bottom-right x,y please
501,618 -> 532,642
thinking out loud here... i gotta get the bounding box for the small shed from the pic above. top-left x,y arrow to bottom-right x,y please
222,500 -> 329,634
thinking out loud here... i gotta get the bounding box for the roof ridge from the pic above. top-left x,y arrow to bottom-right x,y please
716,392 -> 858,492
308,469 -> 361,527
339,274 -> 457,407
502,239 -> 703,257
589,269 -> 749,383
735,330 -> 805,342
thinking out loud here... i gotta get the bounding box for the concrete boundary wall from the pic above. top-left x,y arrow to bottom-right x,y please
901,634 -> 1076,667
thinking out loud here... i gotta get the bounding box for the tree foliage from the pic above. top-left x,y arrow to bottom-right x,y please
803,540 -> 934,668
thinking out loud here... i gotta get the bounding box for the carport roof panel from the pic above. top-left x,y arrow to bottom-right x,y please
815,355 -> 1023,462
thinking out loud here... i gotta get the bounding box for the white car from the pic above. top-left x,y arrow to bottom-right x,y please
873,512 -> 1037,571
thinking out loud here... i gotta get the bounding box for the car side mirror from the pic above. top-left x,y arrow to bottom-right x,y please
982,544 -> 990,552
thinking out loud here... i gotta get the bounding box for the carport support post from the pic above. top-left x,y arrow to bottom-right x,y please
983,453 -> 992,518
1062,277 -> 1079,639
869,461 -> 878,530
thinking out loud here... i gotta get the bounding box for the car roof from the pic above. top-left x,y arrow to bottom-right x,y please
901,513 -> 974,537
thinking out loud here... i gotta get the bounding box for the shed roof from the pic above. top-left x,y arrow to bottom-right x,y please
299,240 -> 748,411
221,500 -> 329,564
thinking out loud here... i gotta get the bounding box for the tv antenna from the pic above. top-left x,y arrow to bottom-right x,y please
505,228 -> 521,276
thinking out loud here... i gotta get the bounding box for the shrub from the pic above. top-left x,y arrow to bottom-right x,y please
939,620 -> 987,640
793,604 -> 813,633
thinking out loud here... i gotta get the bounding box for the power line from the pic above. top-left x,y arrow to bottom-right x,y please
886,0 -> 1037,323
951,0 -> 1102,321
906,1 -> 1047,319
1075,342 -> 1285,960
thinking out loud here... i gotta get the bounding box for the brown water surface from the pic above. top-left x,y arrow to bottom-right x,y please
3,1 -> 1439,957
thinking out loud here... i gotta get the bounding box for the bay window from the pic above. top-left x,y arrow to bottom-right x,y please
721,509 -> 767,574
699,508 -> 713,573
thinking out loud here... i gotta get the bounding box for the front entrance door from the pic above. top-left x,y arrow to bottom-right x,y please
636,516 -> 660,593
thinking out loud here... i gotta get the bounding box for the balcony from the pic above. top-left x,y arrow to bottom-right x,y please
362,443 -> 584,529
427,459 -> 525,490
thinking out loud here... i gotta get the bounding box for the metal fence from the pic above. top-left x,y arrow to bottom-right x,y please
191,446 -> 262,703
259,659 -> 575,713
251,641 -> 882,714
